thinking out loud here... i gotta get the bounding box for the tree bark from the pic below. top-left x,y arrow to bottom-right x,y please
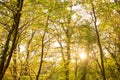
36,12 -> 50,80
36,36 -> 45,80
25,30 -> 35,80
65,39 -> 70,80
0,0 -> 24,79
13,51 -> 17,80
92,3 -> 106,80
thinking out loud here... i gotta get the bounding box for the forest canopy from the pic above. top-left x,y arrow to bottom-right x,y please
0,0 -> 120,80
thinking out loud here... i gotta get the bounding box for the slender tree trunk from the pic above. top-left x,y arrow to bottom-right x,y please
36,12 -> 50,80
0,0 -> 24,79
25,31 -> 35,80
13,51 -> 17,80
81,66 -> 87,80
81,58 -> 87,80
65,39 -> 70,80
75,57 -> 78,80
64,5 -> 72,80
36,38 -> 44,80
64,25 -> 71,80
116,29 -> 120,73
92,3 -> 106,80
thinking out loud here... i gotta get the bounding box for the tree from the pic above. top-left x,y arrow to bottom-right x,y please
0,0 -> 24,79
91,2 -> 106,80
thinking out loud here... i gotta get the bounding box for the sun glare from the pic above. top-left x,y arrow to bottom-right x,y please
79,52 -> 86,60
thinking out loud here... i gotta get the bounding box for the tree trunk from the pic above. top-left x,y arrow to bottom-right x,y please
64,24 -> 71,80
65,39 -> 70,80
0,0 -> 24,79
13,51 -> 17,80
36,11 -> 50,80
92,3 -> 106,80
36,38 -> 44,80
25,31 -> 35,80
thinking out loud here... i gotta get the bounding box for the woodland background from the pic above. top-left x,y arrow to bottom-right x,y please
0,0 -> 120,80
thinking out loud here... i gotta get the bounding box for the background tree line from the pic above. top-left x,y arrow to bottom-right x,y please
0,0 -> 120,80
